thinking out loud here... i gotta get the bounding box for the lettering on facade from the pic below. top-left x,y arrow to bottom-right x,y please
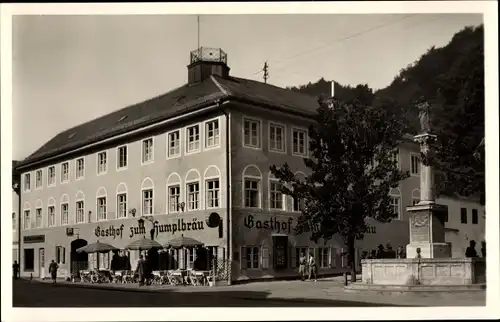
23,235 -> 45,244
95,224 -> 125,239
244,215 -> 294,235
94,219 -> 205,239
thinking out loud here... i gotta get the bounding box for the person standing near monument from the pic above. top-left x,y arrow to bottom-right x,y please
308,252 -> 317,282
465,240 -> 478,258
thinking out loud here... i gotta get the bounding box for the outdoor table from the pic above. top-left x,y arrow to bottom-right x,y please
195,271 -> 211,286
171,271 -> 185,285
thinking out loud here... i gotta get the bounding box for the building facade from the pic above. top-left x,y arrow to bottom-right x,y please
14,48 -> 484,281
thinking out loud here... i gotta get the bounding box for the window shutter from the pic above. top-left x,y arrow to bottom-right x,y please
330,248 -> 336,268
55,246 -> 59,263
261,246 -> 269,269
62,247 -> 66,264
240,247 -> 247,270
291,247 -> 297,269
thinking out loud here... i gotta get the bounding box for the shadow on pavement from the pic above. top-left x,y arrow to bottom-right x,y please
13,279 -> 411,307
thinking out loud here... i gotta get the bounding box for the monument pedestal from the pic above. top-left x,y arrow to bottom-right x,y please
406,202 -> 451,259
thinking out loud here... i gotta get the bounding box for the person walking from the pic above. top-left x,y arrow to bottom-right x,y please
49,260 -> 59,284
135,255 -> 146,286
298,252 -> 307,281
13,261 -> 20,279
308,252 -> 317,282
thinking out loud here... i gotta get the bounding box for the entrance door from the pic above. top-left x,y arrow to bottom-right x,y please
273,236 -> 288,270
39,248 -> 45,278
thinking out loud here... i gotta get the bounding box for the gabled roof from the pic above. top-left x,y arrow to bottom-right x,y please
17,75 -> 319,169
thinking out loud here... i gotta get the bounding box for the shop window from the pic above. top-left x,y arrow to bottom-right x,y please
24,248 -> 34,271
318,247 -> 329,268
56,246 -> 66,264
241,246 -> 260,269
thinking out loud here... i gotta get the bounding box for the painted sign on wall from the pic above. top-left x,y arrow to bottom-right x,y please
244,215 -> 294,234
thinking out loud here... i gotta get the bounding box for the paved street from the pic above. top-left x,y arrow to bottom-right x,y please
12,278 -> 485,307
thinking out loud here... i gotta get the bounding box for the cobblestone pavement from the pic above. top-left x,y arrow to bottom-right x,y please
21,276 -> 485,307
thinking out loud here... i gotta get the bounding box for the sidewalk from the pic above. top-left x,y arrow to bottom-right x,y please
28,276 -> 485,306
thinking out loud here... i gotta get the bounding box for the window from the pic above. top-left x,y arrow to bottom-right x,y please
117,145 -> 128,169
168,131 -> 181,157
35,170 -> 42,189
97,197 -> 107,221
12,212 -> 16,230
186,125 -> 200,153
168,186 -> 180,213
295,247 -> 308,267
48,206 -> 55,227
61,162 -> 69,182
76,201 -> 85,224
117,194 -> 127,218
24,173 -> 31,191
142,138 -> 154,163
244,179 -> 260,208
460,208 -> 467,224
269,181 -> 284,210
269,123 -> 285,152
56,246 -> 66,264
472,209 -> 478,224
97,151 -> 107,174
205,120 -> 220,148
24,249 -> 34,271
48,166 -> 56,186
142,189 -> 153,215
61,203 -> 69,225
390,149 -> 400,168
410,153 -> 420,176
390,197 -> 400,220
187,182 -> 200,211
293,198 -> 304,212
318,247 -> 329,268
292,129 -> 307,155
76,158 -> 85,179
206,179 -> 220,208
244,246 -> 260,269
23,210 -> 31,230
35,208 -> 42,228
243,118 -> 260,148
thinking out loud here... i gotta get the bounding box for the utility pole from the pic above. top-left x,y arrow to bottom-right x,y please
263,61 -> 269,84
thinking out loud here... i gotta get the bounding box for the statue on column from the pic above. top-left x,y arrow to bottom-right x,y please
417,98 -> 431,134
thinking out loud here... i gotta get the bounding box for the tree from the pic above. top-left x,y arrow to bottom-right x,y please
270,97 -> 409,282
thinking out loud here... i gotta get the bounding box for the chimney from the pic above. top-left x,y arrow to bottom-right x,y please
187,47 -> 230,85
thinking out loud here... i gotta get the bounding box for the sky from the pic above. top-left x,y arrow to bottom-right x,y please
12,13 -> 483,160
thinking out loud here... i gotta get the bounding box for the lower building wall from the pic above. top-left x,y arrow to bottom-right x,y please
20,211 -> 227,278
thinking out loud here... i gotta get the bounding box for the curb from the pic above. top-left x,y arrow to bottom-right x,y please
344,283 -> 487,293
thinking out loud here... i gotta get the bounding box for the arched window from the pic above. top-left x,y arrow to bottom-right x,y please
141,178 -> 154,216
23,202 -> 31,230
204,166 -> 221,209
185,169 -> 201,211
411,188 -> 421,206
60,194 -> 69,225
35,199 -> 43,228
96,187 -> 107,221
75,191 -> 85,224
389,187 -> 402,220
292,172 -> 307,212
116,183 -> 128,219
167,173 -> 181,213
268,172 -> 285,211
242,165 -> 262,208
47,197 -> 56,227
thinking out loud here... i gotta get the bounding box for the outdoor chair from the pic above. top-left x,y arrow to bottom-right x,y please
80,270 -> 92,283
152,271 -> 162,284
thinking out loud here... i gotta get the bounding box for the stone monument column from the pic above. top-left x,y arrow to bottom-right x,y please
406,101 -> 451,259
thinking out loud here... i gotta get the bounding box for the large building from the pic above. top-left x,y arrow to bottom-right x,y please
14,47 -> 484,281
